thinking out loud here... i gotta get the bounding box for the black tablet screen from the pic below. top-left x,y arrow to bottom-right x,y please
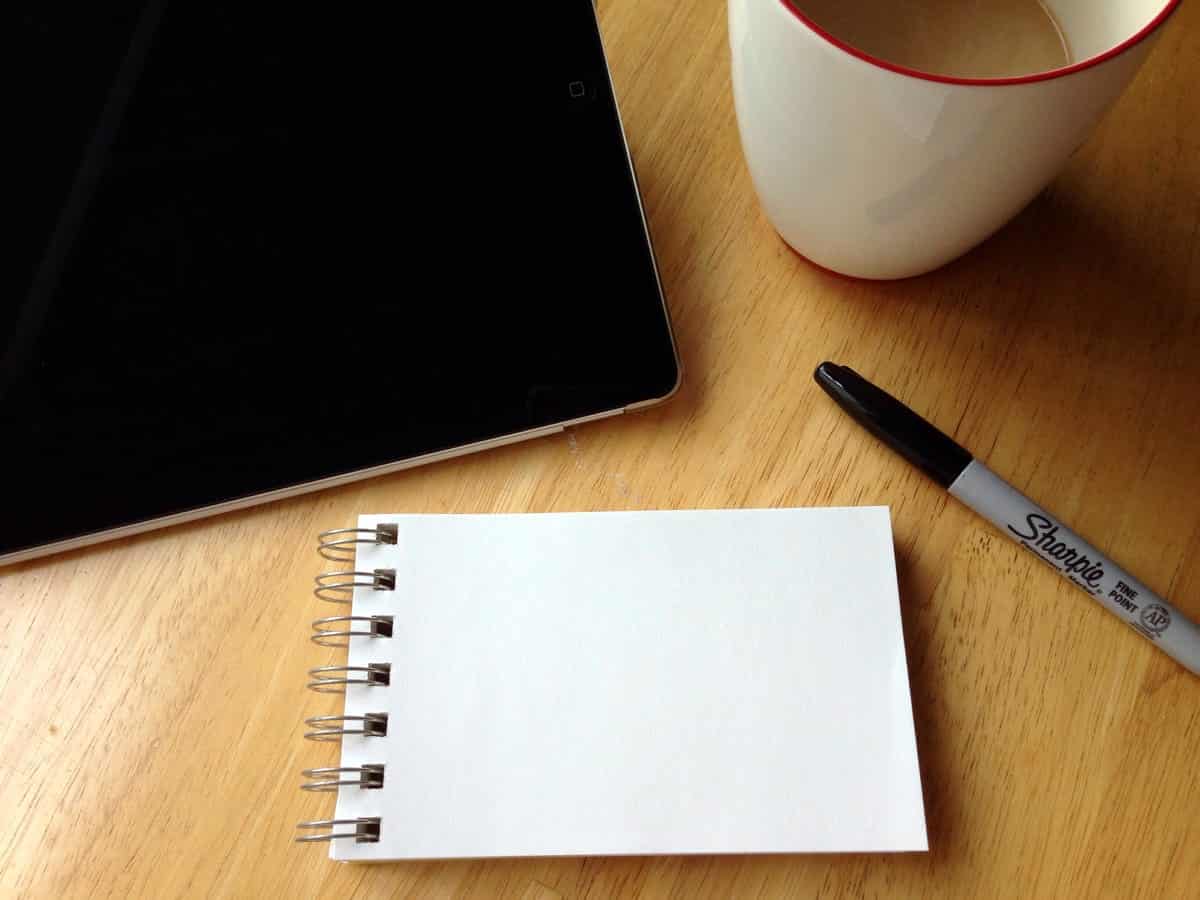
2,1 -> 678,556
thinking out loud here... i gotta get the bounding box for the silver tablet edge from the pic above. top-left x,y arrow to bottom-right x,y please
0,393 -> 684,567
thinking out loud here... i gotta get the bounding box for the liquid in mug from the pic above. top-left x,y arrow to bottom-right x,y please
789,0 -> 1071,79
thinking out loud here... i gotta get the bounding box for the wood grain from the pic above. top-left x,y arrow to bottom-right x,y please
2,1 -> 1198,897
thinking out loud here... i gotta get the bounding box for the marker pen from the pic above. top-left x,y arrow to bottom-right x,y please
814,361 -> 1200,675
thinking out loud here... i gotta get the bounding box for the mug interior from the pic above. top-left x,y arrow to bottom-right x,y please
782,0 -> 1181,85
1045,0 -> 1176,60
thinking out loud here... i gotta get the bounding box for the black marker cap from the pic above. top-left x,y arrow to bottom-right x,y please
814,362 -> 973,489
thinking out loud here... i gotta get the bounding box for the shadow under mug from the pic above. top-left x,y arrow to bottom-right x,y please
729,0 -> 1182,279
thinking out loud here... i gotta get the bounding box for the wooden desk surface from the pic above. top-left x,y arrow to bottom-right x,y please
3,2 -> 1198,897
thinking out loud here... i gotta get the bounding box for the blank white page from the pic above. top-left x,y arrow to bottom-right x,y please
329,508 -> 926,860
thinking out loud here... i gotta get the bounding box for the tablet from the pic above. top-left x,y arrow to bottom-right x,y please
1,1 -> 679,564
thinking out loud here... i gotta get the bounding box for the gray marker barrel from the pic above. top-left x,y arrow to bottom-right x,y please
950,461 -> 1200,675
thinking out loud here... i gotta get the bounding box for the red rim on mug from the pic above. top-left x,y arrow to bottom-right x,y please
778,0 -> 1183,86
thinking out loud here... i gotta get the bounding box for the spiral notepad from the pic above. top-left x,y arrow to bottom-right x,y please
296,508 -> 927,859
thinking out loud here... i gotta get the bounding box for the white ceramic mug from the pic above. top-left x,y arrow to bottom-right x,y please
729,0 -> 1181,279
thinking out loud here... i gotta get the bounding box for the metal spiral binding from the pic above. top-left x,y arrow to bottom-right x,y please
299,524 -> 399,847
301,764 -> 385,792
311,615 -> 394,647
295,818 -> 381,844
313,568 -> 395,604
318,524 -> 398,561
304,713 -> 389,742
307,662 -> 391,693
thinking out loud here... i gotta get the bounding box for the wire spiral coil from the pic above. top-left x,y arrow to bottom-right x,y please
313,569 -> 395,604
298,523 -> 398,846
301,765 -> 385,792
304,713 -> 389,742
318,524 -> 398,561
311,615 -> 394,647
295,818 -> 381,844
307,662 -> 391,693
